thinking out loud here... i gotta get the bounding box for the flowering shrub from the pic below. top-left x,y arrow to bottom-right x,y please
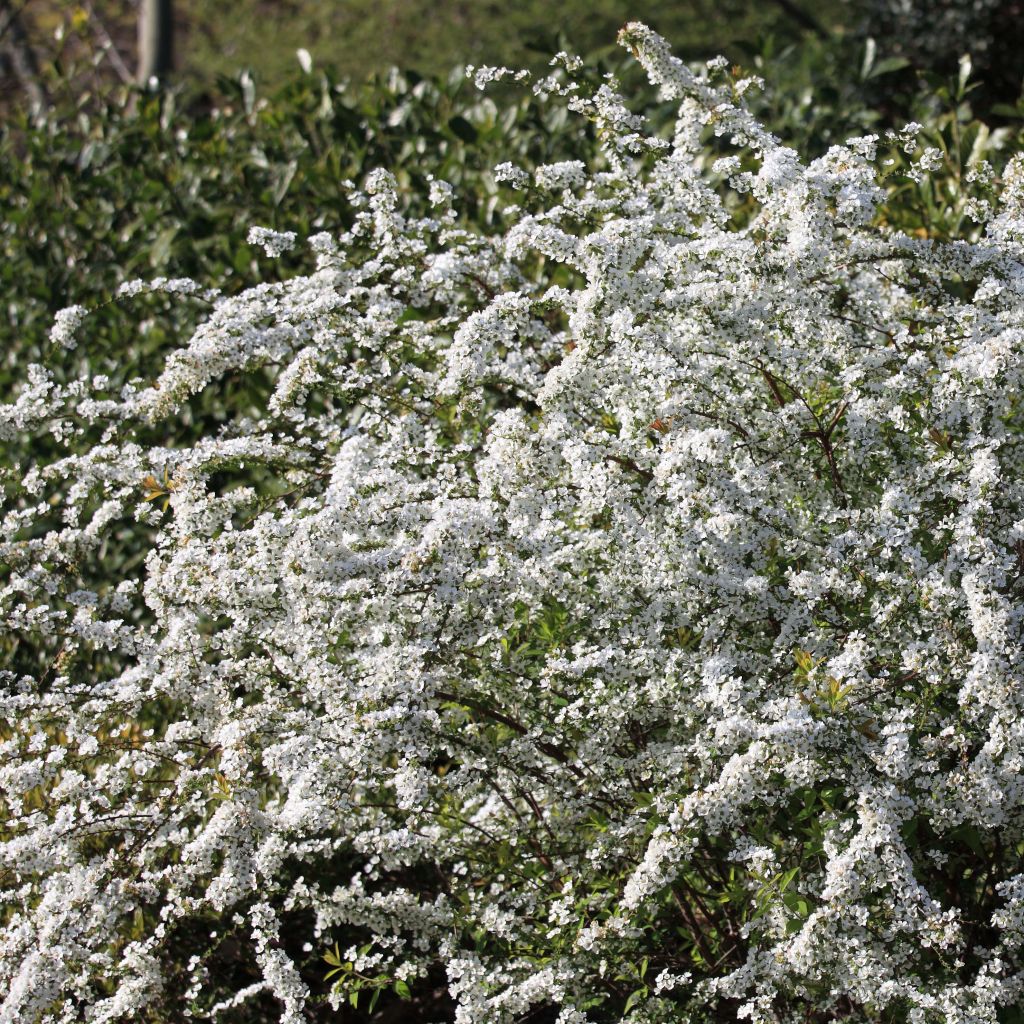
4,22 -> 1024,1024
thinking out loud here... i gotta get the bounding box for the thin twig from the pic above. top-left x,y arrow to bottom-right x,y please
767,0 -> 829,39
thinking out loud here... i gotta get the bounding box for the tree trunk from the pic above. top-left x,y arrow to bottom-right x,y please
0,0 -> 47,110
137,0 -> 173,84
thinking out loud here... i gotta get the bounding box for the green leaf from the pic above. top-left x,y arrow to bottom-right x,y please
623,987 -> 648,1014
149,226 -> 179,269
860,37 -> 877,81
272,160 -> 298,206
448,116 -> 478,143
957,54 -> 973,98
868,57 -> 910,79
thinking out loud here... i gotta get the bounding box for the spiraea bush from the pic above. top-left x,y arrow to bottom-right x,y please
4,22 -> 1024,1024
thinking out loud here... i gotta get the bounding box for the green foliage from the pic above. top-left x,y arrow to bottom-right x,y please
0,65 -> 600,382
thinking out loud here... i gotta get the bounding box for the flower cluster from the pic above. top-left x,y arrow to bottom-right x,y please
4,22 -> 1024,1024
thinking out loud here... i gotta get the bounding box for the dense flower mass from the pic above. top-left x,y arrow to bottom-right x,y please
4,22 -> 1024,1024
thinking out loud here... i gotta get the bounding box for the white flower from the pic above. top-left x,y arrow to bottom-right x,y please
49,305 -> 87,349
247,225 -> 298,257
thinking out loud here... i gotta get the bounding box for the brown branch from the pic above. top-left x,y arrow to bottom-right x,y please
605,453 -> 654,483
82,0 -> 132,84
434,689 -> 583,776
671,888 -> 716,966
758,365 -> 790,409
